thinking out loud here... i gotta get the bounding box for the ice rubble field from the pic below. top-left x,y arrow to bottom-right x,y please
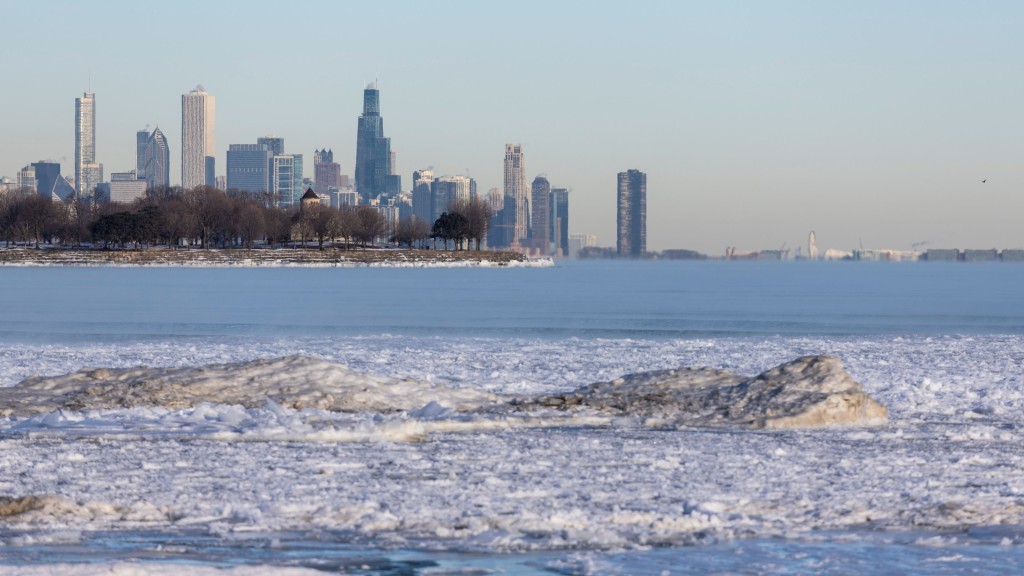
1,334 -> 1024,555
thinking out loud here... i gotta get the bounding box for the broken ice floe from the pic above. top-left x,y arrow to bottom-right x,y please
0,354 -> 886,434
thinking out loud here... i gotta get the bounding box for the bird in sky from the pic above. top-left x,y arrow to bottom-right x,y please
982,179 -> 987,183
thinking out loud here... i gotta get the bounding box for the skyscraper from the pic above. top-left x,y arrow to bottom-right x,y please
75,91 -> 102,197
617,169 -> 647,257
136,129 -> 150,178
181,86 -> 216,189
143,127 -> 171,190
354,83 -> 395,202
550,188 -> 570,257
530,175 -> 551,254
313,149 -> 342,197
503,144 -> 527,246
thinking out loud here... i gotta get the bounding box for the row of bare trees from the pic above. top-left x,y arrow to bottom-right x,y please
1,186 -> 495,251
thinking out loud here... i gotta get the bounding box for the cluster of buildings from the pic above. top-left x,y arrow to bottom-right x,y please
4,83 -> 652,257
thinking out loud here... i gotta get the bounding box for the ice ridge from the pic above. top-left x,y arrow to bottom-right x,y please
0,354 -> 886,429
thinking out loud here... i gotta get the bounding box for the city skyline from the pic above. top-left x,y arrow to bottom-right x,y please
2,2 -> 1023,254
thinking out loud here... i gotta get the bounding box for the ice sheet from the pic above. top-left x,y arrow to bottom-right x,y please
0,335 -> 1022,553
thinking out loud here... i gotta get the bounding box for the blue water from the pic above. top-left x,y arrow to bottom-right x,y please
2,260 -> 1023,340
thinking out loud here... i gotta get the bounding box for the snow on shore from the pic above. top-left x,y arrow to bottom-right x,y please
0,247 -> 554,268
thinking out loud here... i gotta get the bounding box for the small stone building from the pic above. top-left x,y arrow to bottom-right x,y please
300,188 -> 321,213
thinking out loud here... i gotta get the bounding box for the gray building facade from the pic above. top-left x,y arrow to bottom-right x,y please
616,169 -> 647,257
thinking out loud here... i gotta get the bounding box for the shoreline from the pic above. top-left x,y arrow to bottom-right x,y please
0,247 -> 553,268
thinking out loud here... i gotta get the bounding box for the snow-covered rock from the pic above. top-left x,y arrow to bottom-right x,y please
522,355 -> 888,429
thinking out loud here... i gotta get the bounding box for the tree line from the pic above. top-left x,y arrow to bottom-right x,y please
0,186 -> 494,251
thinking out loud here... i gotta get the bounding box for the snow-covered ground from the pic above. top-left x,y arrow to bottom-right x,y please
2,335 -> 1023,570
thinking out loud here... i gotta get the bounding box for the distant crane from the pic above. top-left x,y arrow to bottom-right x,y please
808,231 -> 819,260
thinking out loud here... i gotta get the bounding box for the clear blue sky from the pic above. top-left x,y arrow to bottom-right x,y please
2,0 -> 1022,254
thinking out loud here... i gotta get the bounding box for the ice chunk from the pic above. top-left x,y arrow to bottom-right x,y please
518,355 -> 888,429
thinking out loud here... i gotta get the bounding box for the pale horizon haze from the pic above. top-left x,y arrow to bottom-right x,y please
2,1 -> 1021,255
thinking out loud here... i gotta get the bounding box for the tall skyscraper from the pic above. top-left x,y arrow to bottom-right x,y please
530,176 -> 551,254
313,149 -> 342,197
354,83 -> 395,202
616,169 -> 647,257
143,127 -> 171,190
550,188 -> 570,257
181,86 -> 216,189
136,129 -> 150,178
75,91 -> 102,197
503,144 -> 527,246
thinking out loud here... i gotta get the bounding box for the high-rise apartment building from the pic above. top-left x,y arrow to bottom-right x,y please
550,188 -> 570,257
181,86 -> 216,189
355,83 -> 398,202
503,144 -> 527,247
313,149 -> 342,197
142,127 -> 170,191
271,154 -> 303,209
530,175 -> 550,254
226,144 -> 273,194
75,92 -> 102,197
616,169 -> 647,257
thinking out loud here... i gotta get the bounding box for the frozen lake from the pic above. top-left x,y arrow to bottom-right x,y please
2,260 -> 1024,574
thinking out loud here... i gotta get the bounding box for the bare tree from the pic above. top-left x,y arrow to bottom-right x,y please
233,201 -> 266,249
306,206 -> 343,250
160,196 -> 197,248
334,207 -> 358,249
392,216 -> 431,248
182,186 -> 230,248
353,205 -> 385,247
446,196 -> 493,250
263,207 -> 294,248
10,195 -> 54,248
